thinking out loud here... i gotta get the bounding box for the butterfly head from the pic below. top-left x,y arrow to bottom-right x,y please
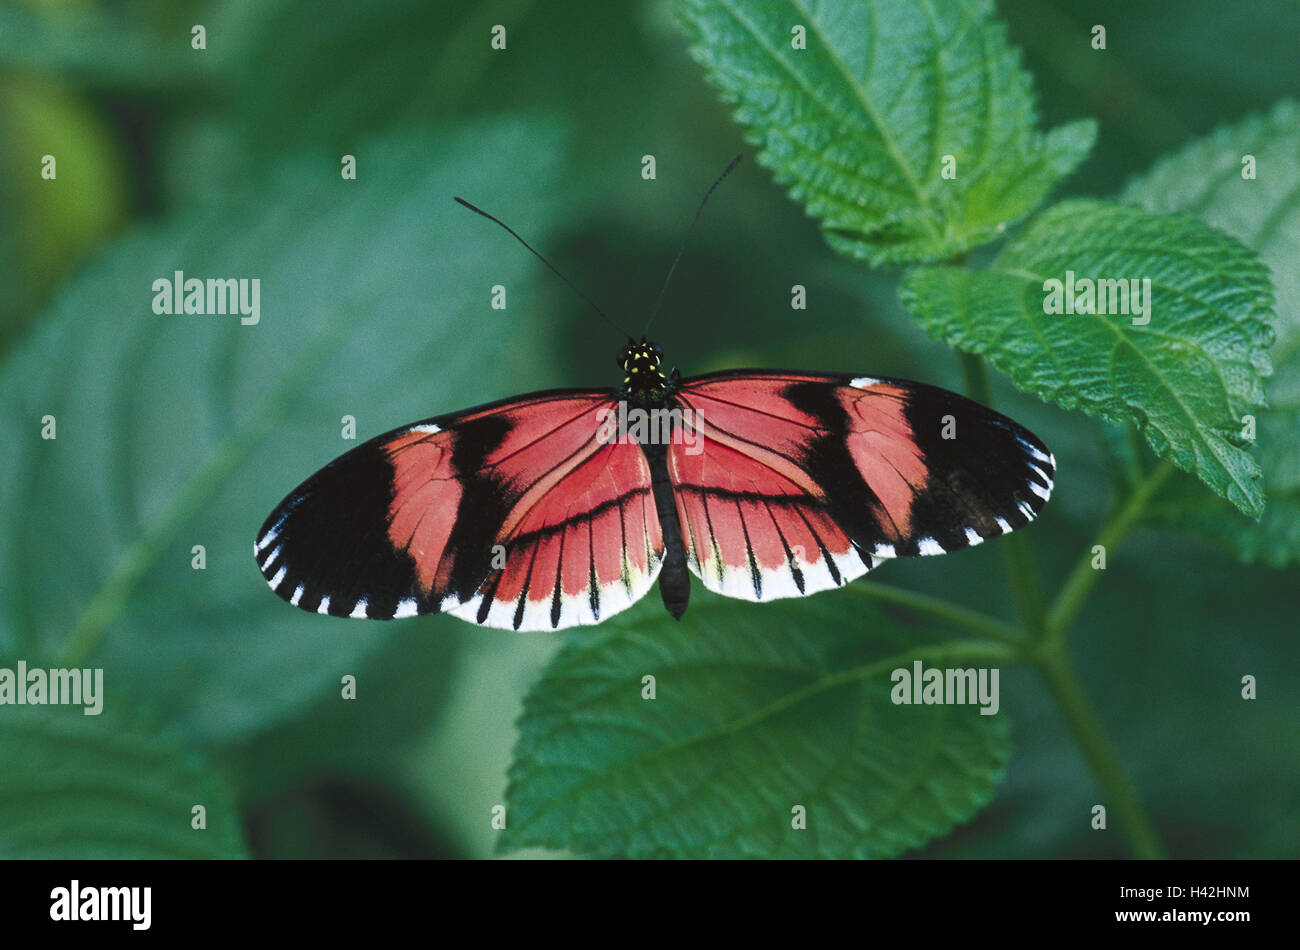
618,338 -> 676,400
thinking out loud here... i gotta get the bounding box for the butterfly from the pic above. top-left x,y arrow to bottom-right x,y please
255,159 -> 1054,631
255,340 -> 1054,630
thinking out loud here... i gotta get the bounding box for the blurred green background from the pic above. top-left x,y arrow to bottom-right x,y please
0,0 -> 1296,859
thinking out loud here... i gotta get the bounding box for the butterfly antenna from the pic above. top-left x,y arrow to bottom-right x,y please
453,196 -> 634,341
643,153 -> 742,337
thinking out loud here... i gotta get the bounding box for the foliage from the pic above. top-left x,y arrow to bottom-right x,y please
0,702 -> 245,858
0,0 -> 1294,860
902,201 -> 1273,518
504,596 -> 1011,858
674,0 -> 1095,265
1121,100 -> 1300,564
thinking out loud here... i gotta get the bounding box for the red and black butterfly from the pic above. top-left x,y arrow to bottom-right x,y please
255,346 -> 1053,630
255,163 -> 1054,630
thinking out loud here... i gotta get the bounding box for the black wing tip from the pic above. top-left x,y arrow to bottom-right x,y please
255,533 -> 434,621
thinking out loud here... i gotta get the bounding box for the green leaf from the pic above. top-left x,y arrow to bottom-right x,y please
1141,361 -> 1300,564
673,0 -> 1095,265
901,200 -> 1275,518
1121,101 -> 1300,350
1122,100 -> 1300,564
0,704 -> 246,858
221,617 -> 458,797
501,593 -> 1011,859
0,119 -> 569,743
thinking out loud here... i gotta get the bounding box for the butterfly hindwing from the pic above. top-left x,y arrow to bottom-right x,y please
255,389 -> 664,630
668,371 -> 1055,601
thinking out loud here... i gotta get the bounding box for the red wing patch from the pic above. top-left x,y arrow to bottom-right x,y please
834,381 -> 930,543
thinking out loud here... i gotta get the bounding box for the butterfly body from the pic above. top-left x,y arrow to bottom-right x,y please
256,336 -> 1055,632
616,339 -> 690,617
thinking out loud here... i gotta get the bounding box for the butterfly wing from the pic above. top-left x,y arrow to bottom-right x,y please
255,389 -> 664,630
668,371 -> 1054,601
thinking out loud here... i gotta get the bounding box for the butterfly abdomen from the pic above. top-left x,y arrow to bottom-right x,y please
643,438 -> 690,619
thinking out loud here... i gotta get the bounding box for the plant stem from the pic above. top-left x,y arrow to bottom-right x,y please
1029,458 -> 1174,858
1002,533 -> 1049,637
957,349 -> 993,405
956,350 -> 1166,857
1043,459 -> 1175,653
1035,650 -> 1167,859
848,581 -> 1026,647
1125,423 -> 1146,484
957,350 -> 1049,635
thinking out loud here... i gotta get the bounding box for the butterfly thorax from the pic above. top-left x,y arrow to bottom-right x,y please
617,337 -> 680,408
